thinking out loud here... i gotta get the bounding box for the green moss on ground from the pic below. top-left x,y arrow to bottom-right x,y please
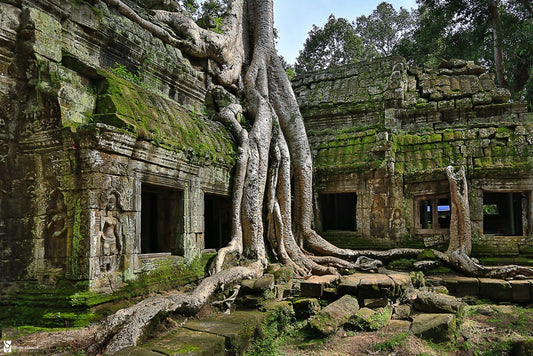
0,254 -> 214,329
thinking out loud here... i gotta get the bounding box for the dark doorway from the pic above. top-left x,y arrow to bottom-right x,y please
320,193 -> 357,231
204,194 -> 231,249
141,185 -> 182,254
483,192 -> 524,236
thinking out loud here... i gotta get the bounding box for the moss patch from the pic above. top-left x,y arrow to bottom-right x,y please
0,254 -> 214,328
92,70 -> 236,166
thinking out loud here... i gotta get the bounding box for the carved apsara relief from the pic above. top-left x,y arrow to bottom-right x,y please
389,208 -> 407,241
98,192 -> 123,273
45,190 -> 67,269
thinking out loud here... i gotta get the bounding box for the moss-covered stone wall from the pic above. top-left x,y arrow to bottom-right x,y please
294,57 -> 533,255
0,0 -> 237,294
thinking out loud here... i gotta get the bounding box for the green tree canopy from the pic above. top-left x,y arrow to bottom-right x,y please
294,14 -> 365,74
294,3 -> 416,74
355,1 -> 416,57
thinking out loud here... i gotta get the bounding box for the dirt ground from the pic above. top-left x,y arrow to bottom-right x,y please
280,304 -> 533,356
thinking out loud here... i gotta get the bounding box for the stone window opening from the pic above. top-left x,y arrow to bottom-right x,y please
414,195 -> 451,234
204,194 -> 231,250
141,184 -> 182,255
319,192 -> 357,232
483,192 -> 525,236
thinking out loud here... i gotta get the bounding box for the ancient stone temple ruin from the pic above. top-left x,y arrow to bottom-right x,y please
293,57 -> 533,255
0,0 -> 532,295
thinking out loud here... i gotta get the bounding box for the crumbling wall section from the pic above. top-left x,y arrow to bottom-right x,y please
293,57 -> 533,254
0,0 -> 236,292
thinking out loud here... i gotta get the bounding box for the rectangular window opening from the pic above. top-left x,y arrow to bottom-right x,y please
483,192 -> 524,236
141,184 -> 182,254
415,194 -> 450,234
319,192 -> 357,232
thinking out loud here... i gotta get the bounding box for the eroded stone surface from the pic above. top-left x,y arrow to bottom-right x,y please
337,272 -> 413,301
141,329 -> 225,356
411,313 -> 457,343
308,294 -> 360,336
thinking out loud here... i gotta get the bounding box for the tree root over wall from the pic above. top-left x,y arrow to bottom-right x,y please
89,0 -> 533,353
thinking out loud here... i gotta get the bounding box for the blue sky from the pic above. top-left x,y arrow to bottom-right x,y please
273,0 -> 418,65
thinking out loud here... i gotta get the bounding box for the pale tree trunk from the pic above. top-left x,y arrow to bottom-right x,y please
436,166 -> 533,279
89,1 -> 533,353
445,166 -> 472,256
488,0 -> 509,89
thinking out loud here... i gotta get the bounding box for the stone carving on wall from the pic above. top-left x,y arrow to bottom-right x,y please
389,208 -> 407,241
22,100 -> 61,136
98,192 -> 122,273
370,194 -> 387,237
45,191 -> 67,268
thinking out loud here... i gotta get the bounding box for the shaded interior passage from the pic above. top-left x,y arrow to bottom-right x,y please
320,192 -> 357,231
204,194 -> 231,249
141,185 -> 182,254
483,192 -> 524,236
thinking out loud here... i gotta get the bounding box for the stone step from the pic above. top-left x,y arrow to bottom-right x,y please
123,329 -> 225,355
138,310 -> 268,356
300,274 -> 340,297
337,271 -> 412,301
428,275 -> 533,303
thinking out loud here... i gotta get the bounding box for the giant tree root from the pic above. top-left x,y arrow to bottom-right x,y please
88,262 -> 263,355
82,3 -> 533,353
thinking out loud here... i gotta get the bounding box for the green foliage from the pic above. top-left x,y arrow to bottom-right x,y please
110,53 -> 160,90
246,303 -> 297,356
355,2 -> 416,57
409,271 -> 426,288
177,0 -> 200,16
111,62 -> 144,86
417,249 -> 437,260
374,332 -> 409,351
285,67 -> 295,80
295,3 -> 416,74
295,14 -> 366,74
475,341 -> 513,355
196,0 -> 227,32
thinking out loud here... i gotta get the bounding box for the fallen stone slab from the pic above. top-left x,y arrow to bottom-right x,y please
141,328 -> 225,356
392,304 -> 411,320
411,313 -> 457,343
363,297 -> 388,308
293,298 -> 321,319
413,289 -> 465,316
358,274 -> 396,299
184,310 -> 267,354
383,319 -> 411,333
386,272 -> 413,298
509,280 -> 531,303
308,294 -> 359,336
337,272 -> 412,300
440,276 -> 480,297
300,274 -> 340,298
